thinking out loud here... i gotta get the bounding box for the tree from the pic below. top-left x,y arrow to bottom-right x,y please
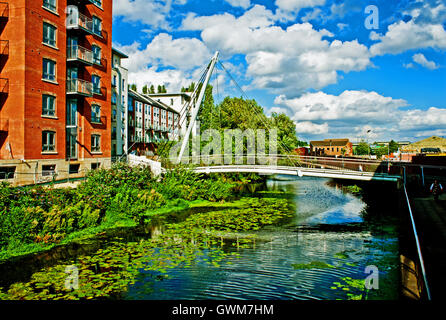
270,112 -> 301,152
389,140 -> 399,154
129,84 -> 137,92
355,142 -> 370,155
150,85 -> 155,94
157,85 -> 162,93
161,85 -> 167,93
142,85 -> 148,94
198,85 -> 218,131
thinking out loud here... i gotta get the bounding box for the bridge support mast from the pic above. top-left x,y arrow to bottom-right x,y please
177,51 -> 219,163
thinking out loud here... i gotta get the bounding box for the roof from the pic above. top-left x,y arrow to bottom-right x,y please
401,136 -> 446,153
129,89 -> 179,114
112,48 -> 128,59
310,139 -> 351,147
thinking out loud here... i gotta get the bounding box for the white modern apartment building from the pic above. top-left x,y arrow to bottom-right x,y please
111,48 -> 129,159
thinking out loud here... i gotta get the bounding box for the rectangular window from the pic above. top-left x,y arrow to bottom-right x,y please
91,134 -> 101,152
43,23 -> 56,47
91,105 -> 101,123
91,0 -> 102,8
43,59 -> 56,82
92,16 -> 102,36
0,167 -> 16,180
91,163 -> 101,170
112,92 -> 117,104
43,0 -> 57,12
112,75 -> 117,86
42,165 -> 56,177
42,131 -> 56,152
92,75 -> 101,94
42,94 -> 56,116
92,45 -> 101,65
69,164 -> 80,175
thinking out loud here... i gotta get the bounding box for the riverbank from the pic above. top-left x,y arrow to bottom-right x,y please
0,163 -> 263,263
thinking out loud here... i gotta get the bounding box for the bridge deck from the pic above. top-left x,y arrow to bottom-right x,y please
193,165 -> 401,182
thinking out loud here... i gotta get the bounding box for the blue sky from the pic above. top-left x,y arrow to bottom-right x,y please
112,0 -> 446,143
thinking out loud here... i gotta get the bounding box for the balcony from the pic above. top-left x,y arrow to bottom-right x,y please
0,40 -> 8,56
0,2 -> 8,21
66,79 -> 93,96
0,77 -> 8,94
0,118 -> 7,132
66,9 -> 93,34
67,45 -> 93,65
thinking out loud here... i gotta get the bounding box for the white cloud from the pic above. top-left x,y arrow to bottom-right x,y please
412,53 -> 440,70
370,20 -> 446,56
112,0 -> 188,28
295,121 -> 329,134
225,0 -> 251,9
274,90 -> 446,140
182,6 -> 372,95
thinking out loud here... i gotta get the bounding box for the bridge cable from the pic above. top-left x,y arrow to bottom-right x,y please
218,61 -> 300,167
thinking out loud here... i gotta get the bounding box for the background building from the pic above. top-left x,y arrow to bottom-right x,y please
147,92 -> 190,138
0,0 -> 113,185
310,139 -> 353,157
128,89 -> 180,156
111,48 -> 128,159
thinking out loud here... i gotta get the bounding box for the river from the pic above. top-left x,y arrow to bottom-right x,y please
0,176 -> 400,300
124,177 -> 400,300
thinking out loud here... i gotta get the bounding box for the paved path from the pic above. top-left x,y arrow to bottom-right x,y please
410,192 -> 446,299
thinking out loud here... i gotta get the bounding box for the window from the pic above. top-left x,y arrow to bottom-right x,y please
112,75 -> 117,86
91,163 -> 101,170
91,105 -> 101,123
42,165 -> 56,177
91,135 -> 101,152
92,45 -> 101,65
92,16 -> 102,36
91,0 -> 102,8
0,167 -> 16,180
43,0 -> 57,12
42,94 -> 56,117
112,92 -> 117,104
92,75 -> 101,94
69,164 -> 80,175
43,23 -> 56,47
42,131 -> 56,152
43,59 -> 56,82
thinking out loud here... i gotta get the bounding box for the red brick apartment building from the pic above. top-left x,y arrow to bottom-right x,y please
0,0 -> 113,186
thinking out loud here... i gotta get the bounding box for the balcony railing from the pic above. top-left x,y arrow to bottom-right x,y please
0,2 -> 8,20
67,45 -> 93,65
0,118 -> 8,132
0,78 -> 8,94
66,10 -> 93,34
0,40 -> 8,56
66,79 -> 93,96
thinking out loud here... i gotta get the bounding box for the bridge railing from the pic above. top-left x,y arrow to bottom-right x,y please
161,154 -> 400,175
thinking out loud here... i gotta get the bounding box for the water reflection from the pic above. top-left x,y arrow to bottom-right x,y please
125,177 -> 400,300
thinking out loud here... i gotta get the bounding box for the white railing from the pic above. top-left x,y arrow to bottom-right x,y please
67,45 -> 93,64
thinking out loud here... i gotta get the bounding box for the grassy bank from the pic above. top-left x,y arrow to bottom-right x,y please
0,163 -> 263,262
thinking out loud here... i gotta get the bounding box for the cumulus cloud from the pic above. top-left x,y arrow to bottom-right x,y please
225,0 -> 251,9
113,0 -> 188,29
412,53 -> 440,70
182,6 -> 372,95
370,20 -> 446,56
273,90 -> 446,141
295,121 -> 329,134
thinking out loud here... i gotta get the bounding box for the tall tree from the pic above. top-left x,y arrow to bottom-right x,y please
130,84 -> 137,91
150,85 -> 155,94
157,85 -> 162,93
270,112 -> 300,152
142,85 -> 148,94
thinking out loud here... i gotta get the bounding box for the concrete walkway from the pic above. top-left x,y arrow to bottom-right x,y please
410,192 -> 446,300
